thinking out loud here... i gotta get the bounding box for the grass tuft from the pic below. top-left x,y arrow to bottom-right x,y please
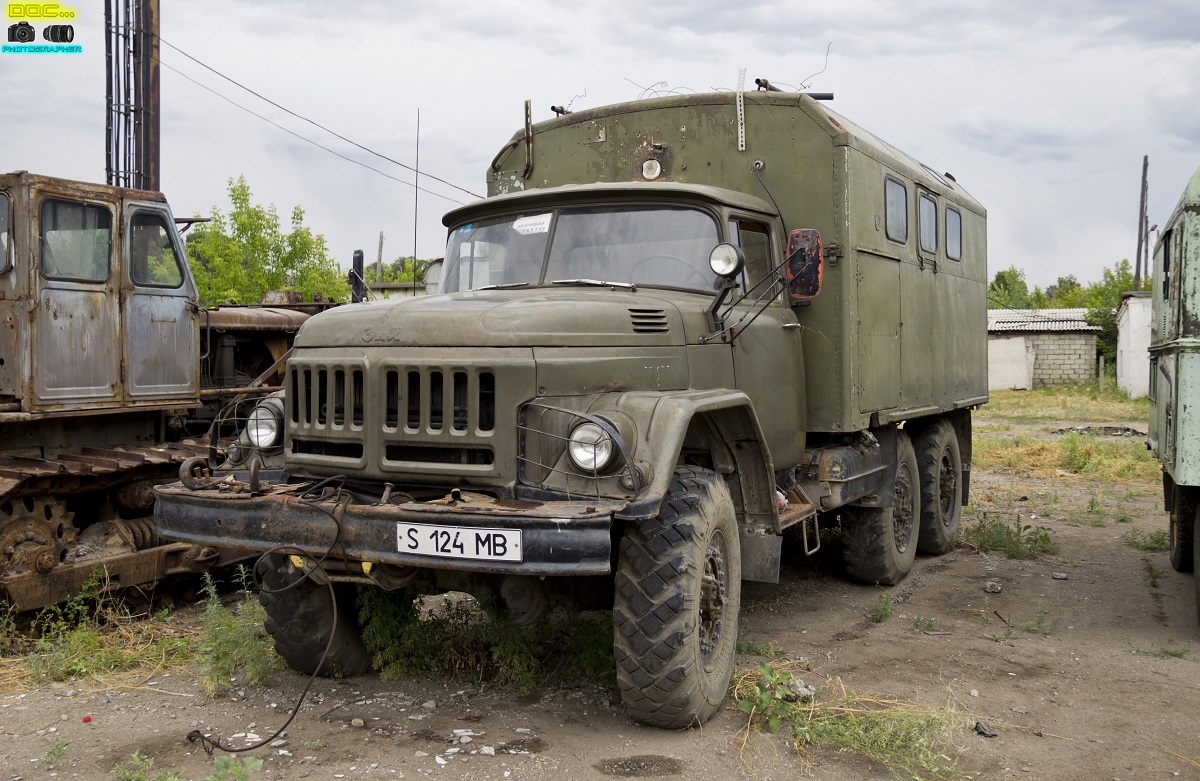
961,516 -> 1059,559
1123,529 -> 1170,551
196,567 -> 280,696
357,589 -> 614,692
733,662 -> 962,779
973,432 -> 1159,483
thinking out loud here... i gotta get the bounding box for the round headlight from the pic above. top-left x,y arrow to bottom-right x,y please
567,422 -> 615,473
246,402 -> 283,448
709,242 -> 745,278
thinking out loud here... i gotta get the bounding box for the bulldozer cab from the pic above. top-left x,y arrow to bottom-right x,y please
0,172 -> 199,413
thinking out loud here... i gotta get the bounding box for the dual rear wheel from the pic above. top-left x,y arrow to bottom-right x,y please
842,421 -> 963,586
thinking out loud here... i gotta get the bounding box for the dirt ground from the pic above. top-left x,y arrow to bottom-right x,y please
3,426 -> 1200,781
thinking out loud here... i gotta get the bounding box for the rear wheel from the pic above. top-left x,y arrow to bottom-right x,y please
843,430 -> 920,586
1169,485 -> 1195,573
258,554 -> 372,677
1193,517 -> 1200,627
914,419 -> 963,555
613,466 -> 741,728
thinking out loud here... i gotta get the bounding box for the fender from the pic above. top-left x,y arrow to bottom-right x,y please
599,389 -> 776,533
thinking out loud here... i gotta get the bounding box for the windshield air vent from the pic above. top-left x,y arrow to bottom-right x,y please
629,308 -> 669,334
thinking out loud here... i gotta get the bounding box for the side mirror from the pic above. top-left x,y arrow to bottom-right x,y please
786,229 -> 823,302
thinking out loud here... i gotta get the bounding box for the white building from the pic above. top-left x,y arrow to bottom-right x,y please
1116,292 -> 1152,399
987,309 -> 1100,391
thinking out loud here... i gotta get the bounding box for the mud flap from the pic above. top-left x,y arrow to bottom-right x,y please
739,528 -> 781,584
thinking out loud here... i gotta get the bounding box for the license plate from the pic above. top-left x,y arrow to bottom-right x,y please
396,522 -> 523,562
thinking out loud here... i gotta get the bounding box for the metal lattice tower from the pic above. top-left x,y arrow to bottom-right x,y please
105,0 -> 159,191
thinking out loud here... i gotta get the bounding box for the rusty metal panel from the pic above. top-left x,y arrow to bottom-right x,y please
203,306 -> 310,332
122,201 -> 198,399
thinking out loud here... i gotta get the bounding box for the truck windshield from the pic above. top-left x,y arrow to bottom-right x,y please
442,205 -> 721,293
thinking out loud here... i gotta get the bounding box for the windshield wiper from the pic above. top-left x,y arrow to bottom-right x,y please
476,282 -> 531,290
550,278 -> 635,289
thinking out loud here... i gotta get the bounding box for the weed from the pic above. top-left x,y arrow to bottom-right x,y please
359,589 -> 545,692
1019,609 -> 1054,636
44,736 -> 68,768
1144,562 -> 1164,589
112,752 -> 186,781
197,568 -> 280,696
736,662 -> 798,734
203,756 -> 264,781
912,615 -> 938,632
733,664 -> 961,779
302,739 -> 325,750
1130,643 -> 1191,660
872,591 -> 894,622
972,431 -> 1159,482
962,517 -> 1058,559
737,637 -> 784,657
1116,512 -> 1134,524
0,600 -> 18,652
1087,493 -> 1101,513
1123,529 -> 1171,551
976,385 -> 1148,424
564,617 -> 617,680
23,571 -> 191,683
990,618 -> 1017,643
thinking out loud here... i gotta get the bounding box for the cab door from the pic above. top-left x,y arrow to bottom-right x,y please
32,196 -> 121,406
729,218 -> 807,467
121,202 -> 198,400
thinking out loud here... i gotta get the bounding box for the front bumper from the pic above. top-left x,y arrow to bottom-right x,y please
154,482 -> 623,576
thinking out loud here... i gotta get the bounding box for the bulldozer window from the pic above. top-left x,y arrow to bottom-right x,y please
0,192 -> 10,273
129,211 -> 185,288
39,198 -> 111,283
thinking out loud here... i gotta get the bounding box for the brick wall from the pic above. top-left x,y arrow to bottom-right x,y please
1026,332 -> 1097,387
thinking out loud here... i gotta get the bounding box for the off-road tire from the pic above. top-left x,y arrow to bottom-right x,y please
258,554 -> 372,677
914,419 -> 962,555
613,466 -> 741,728
1193,516 -> 1200,627
842,430 -> 920,586
1169,485 -> 1195,573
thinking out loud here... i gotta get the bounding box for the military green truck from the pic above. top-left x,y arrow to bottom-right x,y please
154,89 -> 988,728
1149,164 -> 1200,625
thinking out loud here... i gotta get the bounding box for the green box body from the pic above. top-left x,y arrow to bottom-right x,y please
487,92 -> 989,434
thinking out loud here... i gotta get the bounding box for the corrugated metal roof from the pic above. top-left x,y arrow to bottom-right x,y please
988,308 -> 1102,333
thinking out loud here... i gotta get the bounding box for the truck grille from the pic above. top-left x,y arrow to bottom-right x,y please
285,354 -> 519,479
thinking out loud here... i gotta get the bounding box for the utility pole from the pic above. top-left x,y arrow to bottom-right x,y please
1133,155 -> 1148,291
106,0 -> 160,190
376,231 -> 385,284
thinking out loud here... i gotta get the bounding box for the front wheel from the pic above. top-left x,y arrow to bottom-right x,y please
258,554 -> 372,677
842,429 -> 920,586
613,466 -> 741,728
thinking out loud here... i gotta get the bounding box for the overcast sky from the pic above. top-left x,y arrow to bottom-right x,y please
3,0 -> 1198,290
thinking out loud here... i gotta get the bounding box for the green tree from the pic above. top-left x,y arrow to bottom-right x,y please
1046,275 -> 1085,307
987,266 -> 1033,309
1084,258 -> 1149,363
185,176 -> 349,307
363,256 -> 428,285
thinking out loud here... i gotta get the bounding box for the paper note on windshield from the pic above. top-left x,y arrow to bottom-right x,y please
513,213 -> 552,234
